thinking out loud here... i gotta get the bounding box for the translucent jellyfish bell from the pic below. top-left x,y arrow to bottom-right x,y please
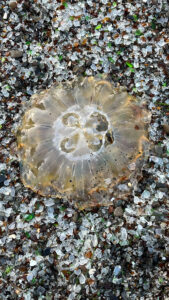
17,76 -> 150,209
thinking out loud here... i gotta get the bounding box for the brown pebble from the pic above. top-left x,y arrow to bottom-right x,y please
108,206 -> 113,213
152,201 -> 160,208
114,206 -> 123,217
10,50 -> 23,58
72,212 -> 78,222
163,124 -> 169,134
9,1 -> 17,9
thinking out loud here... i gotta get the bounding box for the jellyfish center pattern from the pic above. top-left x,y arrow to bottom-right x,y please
53,104 -> 112,161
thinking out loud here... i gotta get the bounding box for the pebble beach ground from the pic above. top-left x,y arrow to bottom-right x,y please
0,0 -> 169,299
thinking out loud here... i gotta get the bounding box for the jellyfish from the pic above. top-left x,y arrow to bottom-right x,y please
17,76 -> 150,209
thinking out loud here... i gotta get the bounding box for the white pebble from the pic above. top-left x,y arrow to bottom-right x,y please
30,260 -> 37,267
79,273 -> 86,284
121,228 -> 127,240
93,234 -> 98,247
142,190 -> 150,199
113,265 -> 121,276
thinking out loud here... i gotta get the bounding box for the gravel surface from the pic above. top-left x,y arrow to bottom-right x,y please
0,0 -> 169,299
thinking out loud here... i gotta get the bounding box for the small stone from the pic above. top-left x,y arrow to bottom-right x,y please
30,259 -> 37,266
93,234 -> 98,247
41,247 -> 51,257
159,192 -> 165,199
72,212 -> 78,222
27,273 -> 34,282
163,124 -> 169,134
0,187 -> 11,195
9,234 -> 16,239
4,180 -> 10,186
44,198 -> 55,207
160,222 -> 166,229
3,12 -> 8,19
10,50 -> 23,58
113,265 -> 121,276
156,182 -> 168,189
0,164 -> 6,171
152,201 -> 160,208
73,65 -> 86,74
74,269 -> 81,275
143,281 -> 150,290
79,273 -> 86,284
114,206 -> 123,217
114,200 -> 123,207
165,247 -> 169,256
11,187 -> 15,197
89,269 -> 95,275
121,228 -> 127,240
142,190 -> 150,199
0,175 -> 6,184
154,145 -> 163,157
9,1 -> 17,9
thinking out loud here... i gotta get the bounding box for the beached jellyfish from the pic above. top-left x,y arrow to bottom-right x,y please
17,76 -> 150,209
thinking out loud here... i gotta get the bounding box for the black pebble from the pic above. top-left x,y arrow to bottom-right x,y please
0,174 -> 6,184
41,247 -> 51,256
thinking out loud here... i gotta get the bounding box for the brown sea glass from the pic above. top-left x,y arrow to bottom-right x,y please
17,76 -> 150,209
